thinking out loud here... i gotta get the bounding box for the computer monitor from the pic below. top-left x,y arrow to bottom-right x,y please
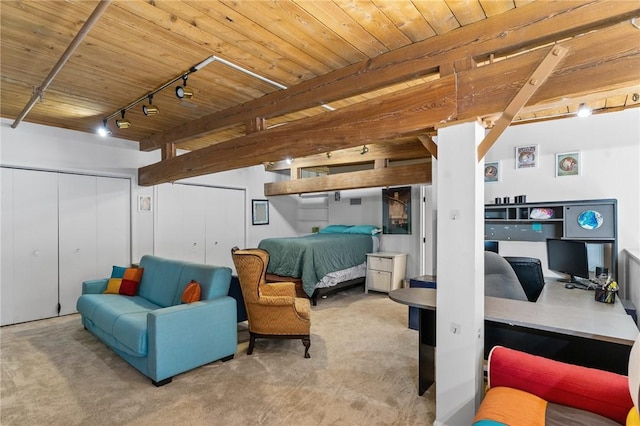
546,238 -> 590,283
484,240 -> 499,253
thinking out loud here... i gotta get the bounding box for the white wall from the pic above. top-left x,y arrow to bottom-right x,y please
0,118 -> 299,264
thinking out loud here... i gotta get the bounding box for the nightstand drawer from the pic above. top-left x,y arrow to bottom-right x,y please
368,256 -> 393,272
368,270 -> 391,291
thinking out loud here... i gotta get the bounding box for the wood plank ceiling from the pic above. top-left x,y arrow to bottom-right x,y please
1,1 -> 639,193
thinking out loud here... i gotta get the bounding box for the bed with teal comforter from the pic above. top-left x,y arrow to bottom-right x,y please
258,233 -> 374,297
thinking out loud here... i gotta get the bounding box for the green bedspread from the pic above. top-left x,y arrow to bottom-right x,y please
258,233 -> 373,297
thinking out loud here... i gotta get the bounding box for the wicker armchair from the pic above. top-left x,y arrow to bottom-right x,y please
231,247 -> 311,358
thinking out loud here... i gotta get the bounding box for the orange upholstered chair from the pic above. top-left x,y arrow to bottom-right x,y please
231,247 -> 311,358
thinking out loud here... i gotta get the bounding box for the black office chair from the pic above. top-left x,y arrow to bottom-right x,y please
504,256 -> 546,302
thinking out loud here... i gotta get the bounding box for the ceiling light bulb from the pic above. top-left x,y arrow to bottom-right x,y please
577,103 -> 592,118
97,120 -> 111,137
360,145 -> 369,155
285,157 -> 293,165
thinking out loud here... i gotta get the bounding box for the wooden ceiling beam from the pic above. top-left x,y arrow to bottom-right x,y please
264,163 -> 432,196
138,23 -> 640,187
138,0 -> 640,151
139,75 -> 455,185
477,45 -> 568,161
264,140 -> 430,171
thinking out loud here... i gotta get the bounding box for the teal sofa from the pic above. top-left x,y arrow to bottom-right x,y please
76,255 -> 237,386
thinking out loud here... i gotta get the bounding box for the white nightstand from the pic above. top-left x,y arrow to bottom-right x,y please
365,252 -> 408,294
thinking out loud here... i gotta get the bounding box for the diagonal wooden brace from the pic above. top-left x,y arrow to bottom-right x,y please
477,45 -> 568,162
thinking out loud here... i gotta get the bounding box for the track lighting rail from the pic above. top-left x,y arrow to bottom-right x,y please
102,56 -> 213,122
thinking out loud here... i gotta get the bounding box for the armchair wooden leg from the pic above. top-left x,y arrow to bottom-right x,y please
247,332 -> 256,355
302,336 -> 311,358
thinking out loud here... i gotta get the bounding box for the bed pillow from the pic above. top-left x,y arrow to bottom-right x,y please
318,224 -> 352,234
343,225 -> 381,235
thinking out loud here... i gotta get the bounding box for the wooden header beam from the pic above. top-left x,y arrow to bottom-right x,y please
477,45 -> 568,161
264,139 -> 430,171
264,163 -> 432,196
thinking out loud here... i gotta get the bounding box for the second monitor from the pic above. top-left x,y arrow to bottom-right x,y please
546,238 -> 590,284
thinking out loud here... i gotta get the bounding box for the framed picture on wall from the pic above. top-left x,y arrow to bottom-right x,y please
382,186 -> 411,234
515,144 -> 538,169
252,199 -> 269,225
556,151 -> 581,177
484,161 -> 500,183
138,195 -> 152,212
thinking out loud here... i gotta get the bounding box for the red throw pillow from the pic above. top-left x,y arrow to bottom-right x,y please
181,280 -> 201,303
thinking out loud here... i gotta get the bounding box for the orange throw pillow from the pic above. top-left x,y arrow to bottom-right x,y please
181,280 -> 201,303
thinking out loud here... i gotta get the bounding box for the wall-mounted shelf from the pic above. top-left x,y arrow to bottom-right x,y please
485,198 -> 618,277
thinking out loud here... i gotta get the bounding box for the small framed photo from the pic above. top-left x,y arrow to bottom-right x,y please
515,144 -> 538,169
556,151 -> 581,177
138,195 -> 152,212
252,199 -> 269,225
484,161 -> 500,183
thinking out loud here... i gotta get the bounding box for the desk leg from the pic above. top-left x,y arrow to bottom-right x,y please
418,308 -> 436,395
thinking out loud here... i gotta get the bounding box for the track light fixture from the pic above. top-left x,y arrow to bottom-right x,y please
175,75 -> 193,100
360,145 -> 369,155
115,110 -> 131,129
142,94 -> 159,116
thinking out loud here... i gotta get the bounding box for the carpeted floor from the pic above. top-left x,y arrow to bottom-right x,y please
0,288 -> 435,425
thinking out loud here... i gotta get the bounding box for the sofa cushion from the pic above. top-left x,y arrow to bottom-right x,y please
177,264 -> 232,303
474,387 -> 620,426
138,256 -> 184,307
112,312 -> 149,356
77,294 -> 161,356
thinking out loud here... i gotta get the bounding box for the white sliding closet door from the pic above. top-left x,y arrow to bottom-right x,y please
58,174 -> 130,316
96,177 -> 130,274
155,184 -> 206,263
1,169 -> 59,325
1,168 -> 131,324
205,187 -> 245,270
58,174 -> 98,315
156,183 -> 245,268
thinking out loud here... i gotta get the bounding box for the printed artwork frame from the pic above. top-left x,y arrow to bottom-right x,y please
138,195 -> 152,212
515,144 -> 539,169
252,199 -> 269,225
484,161 -> 500,183
556,151 -> 581,177
382,186 -> 411,234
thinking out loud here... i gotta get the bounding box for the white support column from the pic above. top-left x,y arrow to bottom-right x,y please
434,122 -> 485,425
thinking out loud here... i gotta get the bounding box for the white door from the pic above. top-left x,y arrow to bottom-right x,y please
96,176 -> 130,275
1,169 -> 59,325
58,174 -> 98,315
155,184 -> 205,263
205,187 -> 245,270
